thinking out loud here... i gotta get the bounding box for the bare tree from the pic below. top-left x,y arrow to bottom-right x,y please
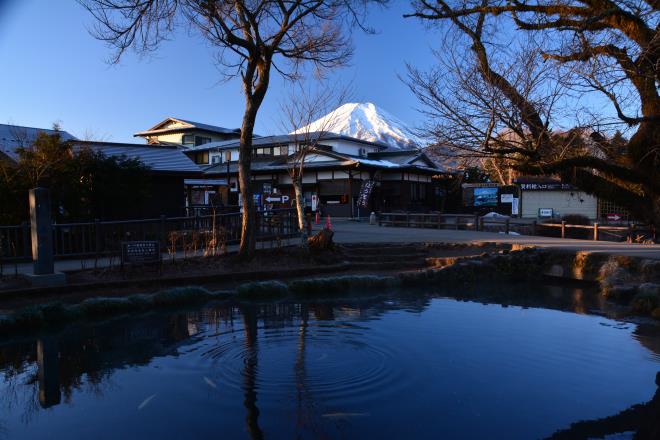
406,0 -> 660,230
279,82 -> 349,239
80,0 -> 387,259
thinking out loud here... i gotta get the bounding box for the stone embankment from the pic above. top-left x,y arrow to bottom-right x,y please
1,243 -> 659,336
400,245 -> 660,319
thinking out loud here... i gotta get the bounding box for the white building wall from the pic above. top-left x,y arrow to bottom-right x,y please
521,190 -> 598,219
322,140 -> 379,156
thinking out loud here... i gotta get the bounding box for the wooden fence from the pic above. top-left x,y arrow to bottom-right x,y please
0,209 -> 298,262
377,212 -> 650,242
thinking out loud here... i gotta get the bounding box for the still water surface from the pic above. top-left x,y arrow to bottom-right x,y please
1,284 -> 659,439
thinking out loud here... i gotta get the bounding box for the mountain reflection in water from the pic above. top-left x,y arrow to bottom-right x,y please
0,283 -> 659,439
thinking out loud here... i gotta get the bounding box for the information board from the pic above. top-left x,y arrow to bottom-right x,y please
121,241 -> 160,265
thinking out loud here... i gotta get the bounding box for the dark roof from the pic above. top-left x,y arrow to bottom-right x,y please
187,132 -> 393,152
73,141 -> 201,173
0,123 -> 77,162
202,149 -> 444,175
134,117 -> 240,137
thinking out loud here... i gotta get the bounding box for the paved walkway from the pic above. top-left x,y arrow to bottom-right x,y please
3,220 -> 660,276
330,220 -> 660,259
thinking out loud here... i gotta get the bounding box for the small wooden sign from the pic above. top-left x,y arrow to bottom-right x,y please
121,241 -> 160,266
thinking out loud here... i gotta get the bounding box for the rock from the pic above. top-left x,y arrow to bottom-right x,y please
638,283 -> 660,296
606,284 -> 638,300
308,228 -> 334,251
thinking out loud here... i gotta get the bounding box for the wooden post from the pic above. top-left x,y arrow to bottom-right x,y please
160,215 -> 167,246
21,221 -> 30,258
561,221 -> 566,239
505,218 -> 510,235
531,220 -> 537,236
406,213 -> 410,227
479,216 -> 484,231
94,219 -> 101,255
593,222 -> 599,241
474,214 -> 479,231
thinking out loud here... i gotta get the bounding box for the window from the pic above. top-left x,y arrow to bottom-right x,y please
182,134 -> 195,146
211,155 -> 221,164
195,136 -> 212,146
276,145 -> 288,156
255,147 -> 273,156
224,151 -> 232,162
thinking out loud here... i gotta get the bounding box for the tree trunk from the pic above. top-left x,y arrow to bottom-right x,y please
293,176 -> 305,232
237,101 -> 258,260
237,57 -> 271,260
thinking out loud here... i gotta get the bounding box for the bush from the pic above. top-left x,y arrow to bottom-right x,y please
151,286 -> 212,306
237,280 -> 289,299
631,290 -> 660,314
79,297 -> 133,317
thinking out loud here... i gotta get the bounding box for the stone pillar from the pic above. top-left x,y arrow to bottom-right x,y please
30,188 -> 54,274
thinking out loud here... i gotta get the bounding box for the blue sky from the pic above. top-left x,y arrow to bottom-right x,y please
0,0 -> 439,143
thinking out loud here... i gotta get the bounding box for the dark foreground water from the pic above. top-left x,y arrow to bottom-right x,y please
1,284 -> 659,439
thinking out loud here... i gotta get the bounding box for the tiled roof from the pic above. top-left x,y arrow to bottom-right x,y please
188,132 -> 393,152
134,117 -> 240,137
74,141 -> 201,173
0,123 -> 76,162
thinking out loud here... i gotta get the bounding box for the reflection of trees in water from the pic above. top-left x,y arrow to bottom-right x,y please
240,304 -> 263,440
0,286 -> 657,436
548,373 -> 660,439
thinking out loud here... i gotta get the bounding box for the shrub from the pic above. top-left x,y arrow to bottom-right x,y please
151,286 -> 212,306
631,291 -> 660,314
79,297 -> 133,317
236,280 -> 289,299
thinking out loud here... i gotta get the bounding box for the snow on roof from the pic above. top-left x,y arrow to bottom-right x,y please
0,123 -> 77,162
74,141 -> 201,173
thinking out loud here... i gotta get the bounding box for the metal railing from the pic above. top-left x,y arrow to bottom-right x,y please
377,212 -> 652,242
0,209 -> 298,262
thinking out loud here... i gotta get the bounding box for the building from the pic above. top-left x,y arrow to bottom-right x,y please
0,123 -> 77,164
514,177 -> 598,220
72,141 -> 202,217
134,117 -> 241,148
180,133 -> 445,217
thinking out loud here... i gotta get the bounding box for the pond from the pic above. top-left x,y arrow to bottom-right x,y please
1,284 -> 659,439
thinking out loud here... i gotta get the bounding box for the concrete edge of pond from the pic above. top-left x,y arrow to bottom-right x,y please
0,261 -> 354,301
2,243 -> 659,331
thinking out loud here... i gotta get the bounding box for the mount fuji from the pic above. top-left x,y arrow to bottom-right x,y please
292,102 -> 420,150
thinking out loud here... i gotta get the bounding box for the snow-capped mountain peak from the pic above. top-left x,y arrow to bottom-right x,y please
292,102 -> 419,149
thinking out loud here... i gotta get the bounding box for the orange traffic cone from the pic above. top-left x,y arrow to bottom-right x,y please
315,211 -> 320,224
325,215 -> 332,230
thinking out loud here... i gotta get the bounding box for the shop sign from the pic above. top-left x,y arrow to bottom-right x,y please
357,180 -> 375,208
500,193 -> 514,203
538,208 -> 554,218
520,183 -> 573,191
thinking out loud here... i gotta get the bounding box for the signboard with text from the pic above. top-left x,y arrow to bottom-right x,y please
121,241 -> 160,266
357,180 -> 376,208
